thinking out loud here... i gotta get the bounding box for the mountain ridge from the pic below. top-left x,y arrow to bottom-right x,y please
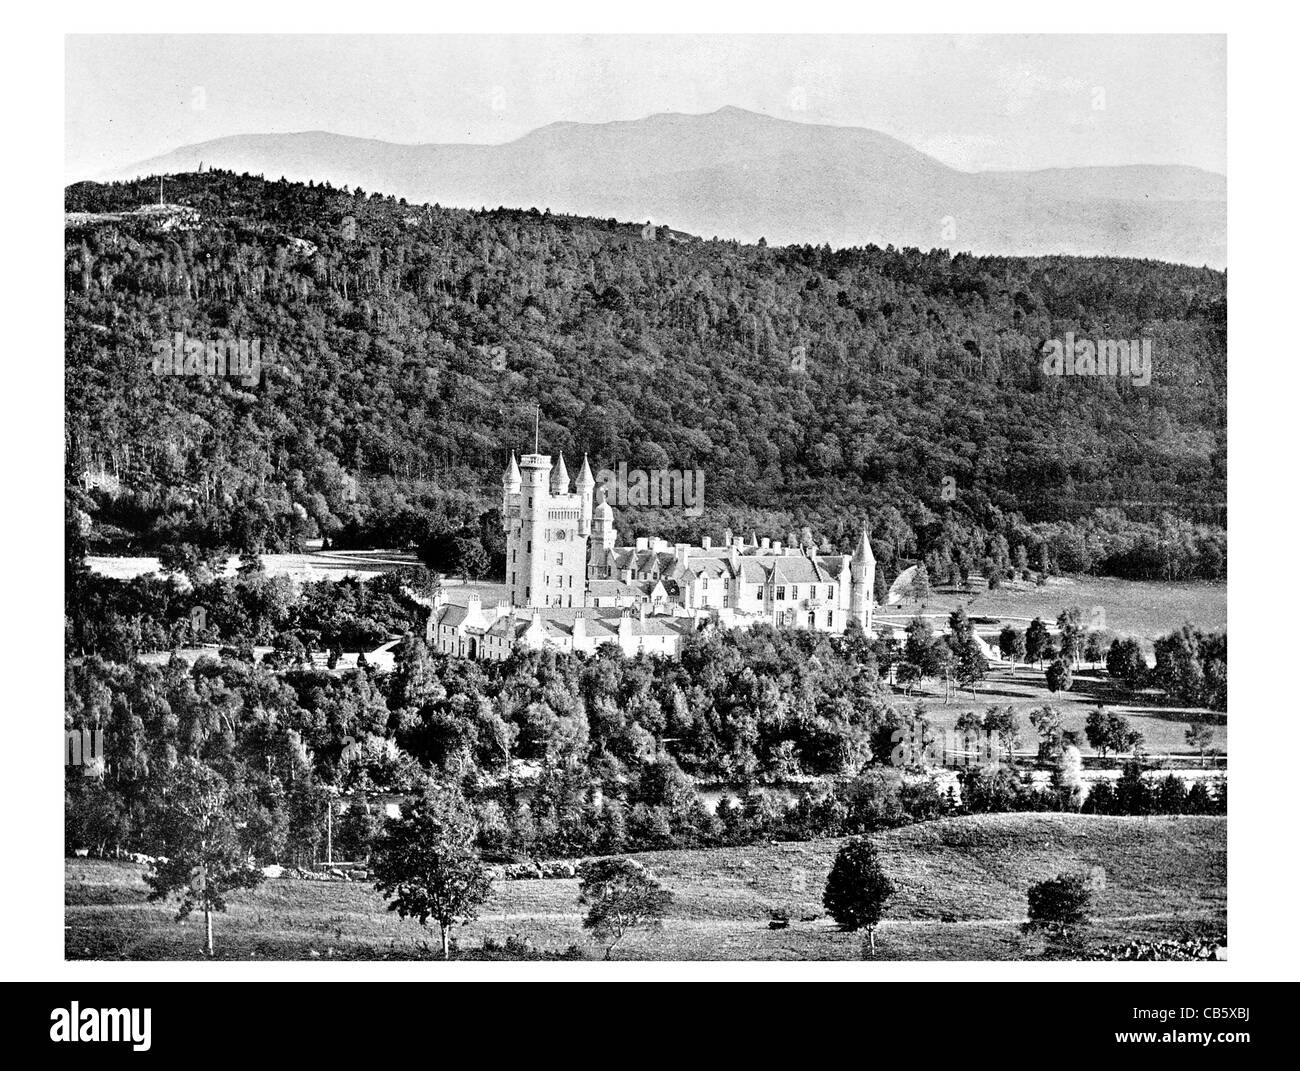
99,107 -> 1226,266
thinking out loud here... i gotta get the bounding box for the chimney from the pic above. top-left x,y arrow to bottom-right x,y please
572,611 -> 586,641
760,537 -> 770,550
773,540 -> 783,553
639,601 -> 647,623
635,537 -> 648,551
675,543 -> 690,566
729,544 -> 740,570
618,612 -> 633,639
723,527 -> 733,547
702,535 -> 712,550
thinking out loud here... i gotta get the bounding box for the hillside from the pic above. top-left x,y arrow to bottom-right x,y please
104,107 -> 1226,267
64,170 -> 1226,583
66,813 -> 1226,960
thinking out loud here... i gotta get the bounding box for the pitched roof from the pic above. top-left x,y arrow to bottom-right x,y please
587,579 -> 642,598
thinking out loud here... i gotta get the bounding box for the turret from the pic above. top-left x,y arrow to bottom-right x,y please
592,489 -> 616,551
515,452 -> 552,608
502,452 -> 521,528
576,454 -> 595,536
850,519 -> 876,631
552,453 -> 571,495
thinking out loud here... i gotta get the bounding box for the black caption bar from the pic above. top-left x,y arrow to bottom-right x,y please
2,981 -> 1291,1060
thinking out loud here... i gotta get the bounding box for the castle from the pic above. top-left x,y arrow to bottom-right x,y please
426,449 -> 875,661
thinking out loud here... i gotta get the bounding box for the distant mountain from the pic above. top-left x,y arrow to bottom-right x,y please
106,106 -> 1225,267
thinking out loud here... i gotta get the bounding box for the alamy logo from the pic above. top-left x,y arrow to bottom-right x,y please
890,727 -> 1005,768
151,332 -> 263,385
1041,333 -> 1152,387
65,728 -> 104,776
50,1003 -> 151,1051
596,463 -> 704,517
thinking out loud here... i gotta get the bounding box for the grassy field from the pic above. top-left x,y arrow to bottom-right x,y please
884,576 -> 1225,641
66,813 -> 1225,962
897,663 -> 1226,760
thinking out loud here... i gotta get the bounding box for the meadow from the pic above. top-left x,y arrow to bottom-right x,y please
884,575 -> 1226,641
896,663 -> 1226,761
66,813 -> 1225,962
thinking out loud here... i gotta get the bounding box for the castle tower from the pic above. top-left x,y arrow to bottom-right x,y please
512,452 -> 552,608
552,453 -> 570,495
576,454 -> 595,536
592,489 -> 616,552
850,519 -> 876,632
501,452 -> 521,531
504,444 -> 589,610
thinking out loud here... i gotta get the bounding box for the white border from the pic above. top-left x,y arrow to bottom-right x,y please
3,1 -> 1293,983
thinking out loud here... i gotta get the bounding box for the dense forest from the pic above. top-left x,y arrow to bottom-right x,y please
65,618 -> 1224,865
65,170 -> 1226,583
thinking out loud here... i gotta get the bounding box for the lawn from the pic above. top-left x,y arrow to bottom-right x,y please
895,663 -> 1226,761
883,575 -> 1225,641
66,813 -> 1225,962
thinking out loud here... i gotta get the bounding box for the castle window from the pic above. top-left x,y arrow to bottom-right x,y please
791,585 -> 799,599
776,585 -> 786,601
807,612 -> 815,628
557,552 -> 564,566
826,610 -> 833,626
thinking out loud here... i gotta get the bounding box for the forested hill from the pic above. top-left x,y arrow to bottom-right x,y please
65,171 -> 1226,583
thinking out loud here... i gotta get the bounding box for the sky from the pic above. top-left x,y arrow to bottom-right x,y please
66,34 -> 1226,182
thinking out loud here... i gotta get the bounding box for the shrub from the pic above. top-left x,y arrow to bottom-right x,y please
1026,873 -> 1091,931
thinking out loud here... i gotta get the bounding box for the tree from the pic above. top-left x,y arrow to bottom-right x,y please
894,661 -> 922,697
144,759 -> 264,957
1056,606 -> 1083,667
1028,704 -> 1064,757
1154,625 -> 1210,706
1085,707 -> 1143,761
998,625 -> 1026,673
370,782 -> 492,959
954,632 -> 987,699
954,711 -> 986,763
1025,873 -> 1091,932
237,549 -> 264,576
452,537 -> 489,581
909,563 -> 931,603
1106,637 -> 1147,689
1185,721 -> 1214,767
158,542 -> 228,587
822,836 -> 895,955
1045,657 -> 1073,695
1083,632 -> 1104,667
578,857 -> 674,960
902,615 -> 941,690
983,705 -> 1021,764
1025,617 -> 1050,667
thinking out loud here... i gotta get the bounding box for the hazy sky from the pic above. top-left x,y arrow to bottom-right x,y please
66,34 -> 1226,181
